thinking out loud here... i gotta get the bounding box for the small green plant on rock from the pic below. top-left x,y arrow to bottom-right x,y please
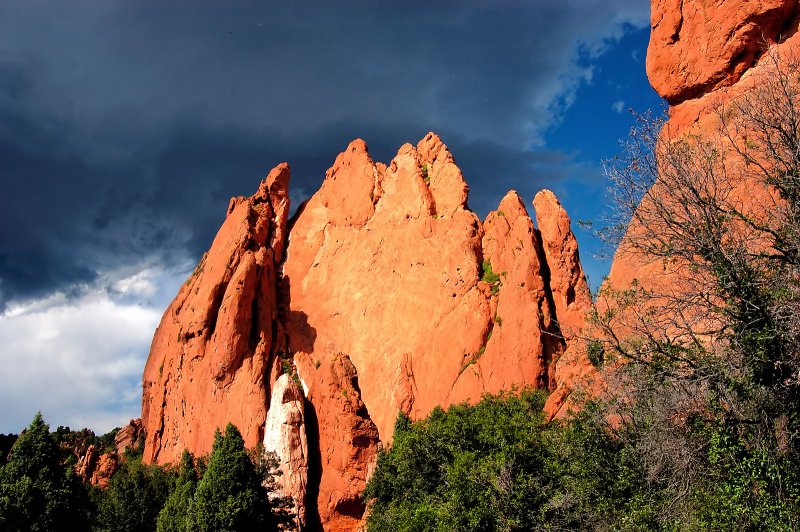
481,260 -> 502,294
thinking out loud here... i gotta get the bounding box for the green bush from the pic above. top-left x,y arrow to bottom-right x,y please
95,455 -> 175,532
481,260 -> 501,295
156,450 -> 197,532
364,392 -> 653,531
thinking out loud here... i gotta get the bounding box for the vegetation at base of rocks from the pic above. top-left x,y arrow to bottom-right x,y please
0,414 -> 292,532
365,391 -> 655,531
593,47 -> 800,530
155,450 -> 196,532
0,413 -> 93,531
188,423 -> 284,531
95,455 -> 175,532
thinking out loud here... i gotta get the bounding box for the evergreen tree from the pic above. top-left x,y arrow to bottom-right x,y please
95,456 -> 175,532
156,450 -> 197,532
189,423 -> 273,531
0,412 -> 90,532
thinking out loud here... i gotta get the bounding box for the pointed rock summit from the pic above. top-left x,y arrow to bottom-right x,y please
141,132 -> 593,528
141,163 -> 290,465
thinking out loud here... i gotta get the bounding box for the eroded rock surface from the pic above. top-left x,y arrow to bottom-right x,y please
609,1 -> 800,295
450,190 -> 559,402
114,418 -> 144,456
648,0 -> 797,104
141,164 -> 290,465
297,353 -> 379,532
76,445 -> 117,488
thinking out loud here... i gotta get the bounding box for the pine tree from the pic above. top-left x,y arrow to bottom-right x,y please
0,412 -> 90,531
189,423 -> 273,531
156,450 -> 197,532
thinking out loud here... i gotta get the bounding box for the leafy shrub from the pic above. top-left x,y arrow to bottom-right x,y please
364,392 -> 652,531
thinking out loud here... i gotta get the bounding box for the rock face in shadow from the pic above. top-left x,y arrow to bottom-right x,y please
140,133 -> 592,529
73,418 -> 144,488
295,353 -> 379,531
76,445 -> 117,489
533,190 -> 597,419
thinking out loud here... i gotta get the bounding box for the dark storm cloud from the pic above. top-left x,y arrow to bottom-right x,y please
0,0 -> 648,309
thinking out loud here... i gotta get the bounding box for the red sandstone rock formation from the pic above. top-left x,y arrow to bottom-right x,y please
114,418 -> 144,456
141,164 -> 290,465
298,353 -> 379,532
141,132 -> 592,529
449,190 -> 558,403
533,190 -> 596,418
76,445 -> 118,488
71,419 -> 144,488
607,0 -> 800,296
647,0 -> 797,105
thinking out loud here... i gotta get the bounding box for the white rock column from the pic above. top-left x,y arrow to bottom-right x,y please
264,373 -> 309,529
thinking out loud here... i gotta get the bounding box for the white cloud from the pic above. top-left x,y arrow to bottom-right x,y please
612,100 -> 626,113
0,266 -> 185,434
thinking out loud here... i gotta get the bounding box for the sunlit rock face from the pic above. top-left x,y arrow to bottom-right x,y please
647,0 -> 797,105
608,0 -> 800,296
141,164 -> 290,466
141,132 -> 591,529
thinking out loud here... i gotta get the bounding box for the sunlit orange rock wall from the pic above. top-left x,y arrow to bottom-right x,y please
607,0 -> 800,295
141,133 -> 592,528
141,165 -> 290,465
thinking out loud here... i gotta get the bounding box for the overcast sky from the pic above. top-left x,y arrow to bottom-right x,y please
0,1 -> 661,434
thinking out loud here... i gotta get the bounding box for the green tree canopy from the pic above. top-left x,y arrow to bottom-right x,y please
95,455 -> 175,532
364,391 -> 652,531
156,450 -> 198,532
189,423 -> 273,532
0,412 -> 91,532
